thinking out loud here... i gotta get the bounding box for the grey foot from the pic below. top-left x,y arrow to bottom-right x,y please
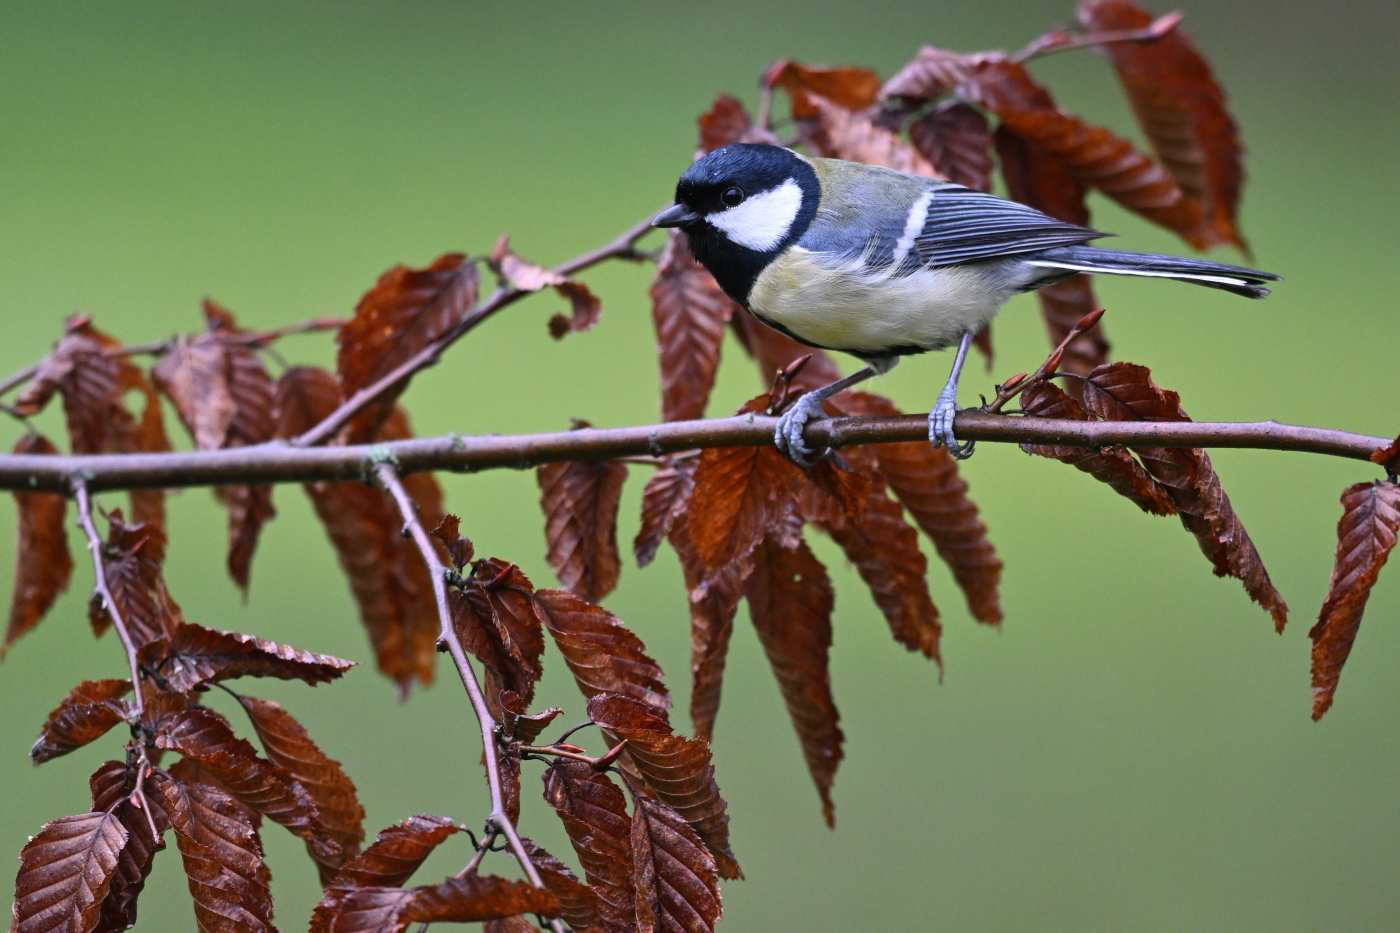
929,392 -> 974,460
774,392 -> 830,467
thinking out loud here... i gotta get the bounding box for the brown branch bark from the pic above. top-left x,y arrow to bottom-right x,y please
291,213 -> 661,448
72,479 -> 145,719
0,413 -> 1387,494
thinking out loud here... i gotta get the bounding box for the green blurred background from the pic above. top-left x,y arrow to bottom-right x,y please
3,1 -> 1398,929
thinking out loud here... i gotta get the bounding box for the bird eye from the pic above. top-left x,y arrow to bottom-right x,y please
721,186 -> 745,208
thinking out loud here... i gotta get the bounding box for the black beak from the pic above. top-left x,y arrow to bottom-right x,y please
653,204 -> 700,228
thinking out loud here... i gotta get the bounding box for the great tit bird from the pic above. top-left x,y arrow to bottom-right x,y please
654,143 -> 1278,463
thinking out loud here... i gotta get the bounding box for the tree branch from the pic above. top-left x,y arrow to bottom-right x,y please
374,463 -> 564,933
291,213 -> 661,448
0,412 -> 1388,494
72,479 -> 145,719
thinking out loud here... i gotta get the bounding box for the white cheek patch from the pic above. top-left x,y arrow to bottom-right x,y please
706,179 -> 803,252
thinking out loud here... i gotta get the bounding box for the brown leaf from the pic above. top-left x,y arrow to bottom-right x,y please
537,436 -> 627,603
1308,481 -> 1400,719
450,560 -> 546,708
994,126 -> 1110,374
729,310 -> 843,395
763,60 -> 881,119
650,232 -> 735,423
90,512 -> 178,651
909,102 -> 994,192
960,59 -> 1214,248
745,535 -> 843,826
1372,435 -> 1400,476
337,253 -> 480,443
1082,362 -> 1287,630
630,793 -> 722,933
587,694 -> 740,881
237,695 -> 365,883
327,814 -> 460,889
520,839 -> 603,933
541,759 -> 636,933
155,706 -> 339,863
141,621 -> 356,693
634,451 -> 699,568
1018,381 -> 1176,516
154,771 -> 275,933
274,367 -> 441,694
484,917 -> 544,933
1079,0 -> 1246,250
697,95 -> 751,154
493,236 -> 602,340
499,692 -> 564,745
430,514 -> 475,571
798,94 -> 940,177
30,679 -> 133,765
5,433 -> 73,656
314,875 -> 558,933
880,46 -> 995,104
89,761 -> 168,933
10,811 -> 129,933
535,588 -> 671,714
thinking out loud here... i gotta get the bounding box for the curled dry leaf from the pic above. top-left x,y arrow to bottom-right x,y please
960,59 -> 1212,248
799,94 -> 939,177
154,771 -> 276,933
537,430 -> 628,603
1082,362 -> 1287,630
274,366 -> 440,694
140,621 -> 356,693
908,102 -> 994,192
449,560 -> 546,708
91,511 -> 179,651
1370,435 -> 1400,476
994,126 -> 1110,374
1079,0 -> 1246,250
1018,381 -> 1176,515
499,690 -> 563,745
880,46 -> 997,104
695,94 -> 780,154
238,695 -> 365,883
541,759 -> 637,933
630,793 -> 722,933
763,60 -> 881,119
493,236 -> 603,340
337,253 -> 480,443
5,433 -> 73,656
587,694 -> 740,881
430,514 -> 475,572
520,839 -> 603,933
30,679 -> 133,765
10,811 -> 129,933
314,875 -> 558,933
534,588 -> 671,714
1309,481 -> 1400,720
746,535 -> 843,827
651,232 -> 734,423
327,814 -> 460,890
89,760 -> 169,933
634,451 -> 699,568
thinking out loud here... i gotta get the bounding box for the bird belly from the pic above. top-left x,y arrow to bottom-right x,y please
747,247 -> 1012,355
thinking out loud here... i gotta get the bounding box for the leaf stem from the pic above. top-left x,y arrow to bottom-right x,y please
1013,11 -> 1183,64
72,479 -> 144,720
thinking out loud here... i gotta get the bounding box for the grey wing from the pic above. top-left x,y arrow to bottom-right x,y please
913,186 -> 1107,268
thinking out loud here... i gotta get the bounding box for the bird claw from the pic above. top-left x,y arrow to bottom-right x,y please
774,393 -> 830,467
929,392 -> 974,460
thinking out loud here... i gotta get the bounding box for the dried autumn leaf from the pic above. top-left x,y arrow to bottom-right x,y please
499,691 -> 563,745
697,94 -> 753,154
880,46 -> 995,104
745,535 -> 843,827
337,253 -> 480,442
315,875 -> 558,933
140,621 -> 356,693
634,451 -> 699,568
483,917 -> 543,933
1082,362 -> 1287,629
799,94 -> 939,177
30,679 -> 133,765
534,588 -> 670,713
89,760 -> 168,933
537,435 -> 628,603
541,759 -> 637,933
763,60 -> 881,119
10,811 -> 128,933
431,514 -> 475,571
493,236 -> 603,340
154,771 -> 275,933
631,793 -> 722,933
238,695 -> 365,883
1079,0 -> 1246,249
90,512 -> 178,650
650,232 -> 734,424
155,706 -> 338,862
328,814 -> 460,889
960,59 -> 1214,248
450,560 -> 546,707
273,367 -> 440,694
908,102 -> 994,191
5,433 -> 73,656
994,126 -> 1110,374
1018,381 -> 1176,515
587,694 -> 740,881
520,839 -> 603,933
1308,481 -> 1400,719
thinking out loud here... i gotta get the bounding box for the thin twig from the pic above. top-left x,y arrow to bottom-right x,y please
291,213 -> 661,448
456,829 -> 498,879
517,745 -> 600,766
72,479 -> 144,719
987,308 -> 1104,413
129,750 -> 160,845
375,463 -> 565,933
1013,10 -> 1183,63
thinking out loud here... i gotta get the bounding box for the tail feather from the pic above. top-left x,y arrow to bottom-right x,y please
1030,246 -> 1280,299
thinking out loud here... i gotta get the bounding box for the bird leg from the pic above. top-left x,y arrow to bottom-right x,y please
929,331 -> 975,460
774,366 -> 876,467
